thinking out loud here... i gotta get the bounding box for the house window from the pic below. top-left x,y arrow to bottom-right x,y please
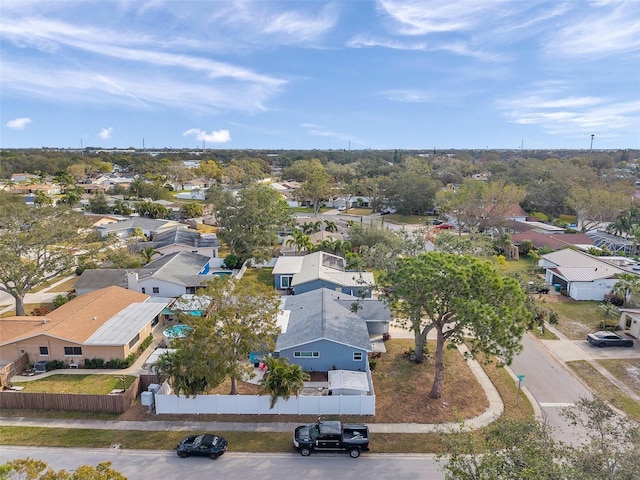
280,275 -> 293,289
186,287 -> 196,294
353,352 -> 363,361
39,346 -> 49,356
141,287 -> 146,293
294,351 -> 319,358
128,334 -> 140,349
64,346 -> 82,356
152,287 -> 159,294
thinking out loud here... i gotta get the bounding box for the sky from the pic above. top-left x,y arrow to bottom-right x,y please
1,1 -> 639,151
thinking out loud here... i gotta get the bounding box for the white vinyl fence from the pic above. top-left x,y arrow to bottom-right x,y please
153,382 -> 375,416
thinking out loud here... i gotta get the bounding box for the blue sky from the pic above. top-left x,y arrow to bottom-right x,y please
1,1 -> 639,151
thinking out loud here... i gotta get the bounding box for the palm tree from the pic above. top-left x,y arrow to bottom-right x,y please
323,219 -> 338,233
59,188 -> 81,208
2,178 -> 16,193
629,225 -> 640,257
33,190 -> 52,206
301,221 -> 322,234
112,199 -> 132,216
131,227 -> 147,241
285,228 -> 312,254
139,246 -> 161,264
259,356 -> 309,409
612,273 -> 640,305
314,237 -> 352,257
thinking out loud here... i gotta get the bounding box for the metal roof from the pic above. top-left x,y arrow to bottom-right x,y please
85,301 -> 169,345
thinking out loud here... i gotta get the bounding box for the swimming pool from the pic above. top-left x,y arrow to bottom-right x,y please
163,324 -> 193,343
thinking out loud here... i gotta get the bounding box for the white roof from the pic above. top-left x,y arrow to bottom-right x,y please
143,348 -> 176,370
85,301 -> 168,345
543,248 -> 629,280
272,256 -> 304,275
328,370 -> 369,393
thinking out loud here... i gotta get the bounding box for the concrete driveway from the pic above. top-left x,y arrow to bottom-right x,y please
540,337 -> 639,362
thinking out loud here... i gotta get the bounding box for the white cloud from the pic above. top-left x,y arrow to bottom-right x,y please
545,2 -> 640,58
498,84 -> 640,137
6,117 -> 31,129
99,127 -> 113,140
378,0 -> 509,35
183,129 -> 231,144
380,89 -> 432,103
1,61 -> 276,114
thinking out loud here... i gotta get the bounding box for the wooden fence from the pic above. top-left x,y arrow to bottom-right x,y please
0,376 -> 140,414
0,353 -> 29,388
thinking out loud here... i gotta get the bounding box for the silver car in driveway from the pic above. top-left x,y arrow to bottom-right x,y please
586,331 -> 634,348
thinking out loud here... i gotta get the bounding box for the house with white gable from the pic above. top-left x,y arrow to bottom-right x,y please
538,248 -> 637,301
272,251 -> 375,298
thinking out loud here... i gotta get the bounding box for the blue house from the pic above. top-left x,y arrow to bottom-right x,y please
275,288 -> 373,372
272,251 -> 375,297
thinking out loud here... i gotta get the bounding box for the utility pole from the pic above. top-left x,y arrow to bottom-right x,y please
590,134 -> 595,157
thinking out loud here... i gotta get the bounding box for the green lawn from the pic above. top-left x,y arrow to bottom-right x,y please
494,257 -> 539,275
541,299 -> 603,339
566,360 -> 640,421
11,374 -> 137,394
241,267 -> 274,287
378,214 -> 428,225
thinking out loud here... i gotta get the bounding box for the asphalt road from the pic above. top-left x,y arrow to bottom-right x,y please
0,447 -> 446,480
510,332 -> 593,445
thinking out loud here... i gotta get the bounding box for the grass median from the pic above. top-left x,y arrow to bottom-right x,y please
0,339 -> 533,453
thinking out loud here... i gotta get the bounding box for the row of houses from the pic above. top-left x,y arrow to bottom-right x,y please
0,241 -> 390,379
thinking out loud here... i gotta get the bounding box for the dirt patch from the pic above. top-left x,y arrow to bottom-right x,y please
117,339 -> 488,424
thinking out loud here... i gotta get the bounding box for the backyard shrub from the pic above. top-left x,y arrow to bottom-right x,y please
604,293 -> 625,306
223,254 -> 243,269
137,334 -> 153,354
599,321 -> 621,331
45,360 -> 66,371
31,306 -> 50,316
548,312 -> 559,325
84,358 -> 105,369
52,293 -> 76,309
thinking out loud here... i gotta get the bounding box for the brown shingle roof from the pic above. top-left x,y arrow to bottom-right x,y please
0,286 -> 149,345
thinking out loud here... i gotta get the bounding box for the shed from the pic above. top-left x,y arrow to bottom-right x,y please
143,348 -> 176,372
328,369 -> 369,395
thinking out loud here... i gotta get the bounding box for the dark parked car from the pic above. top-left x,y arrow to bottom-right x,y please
176,433 -> 228,459
293,420 -> 370,458
586,331 -> 634,348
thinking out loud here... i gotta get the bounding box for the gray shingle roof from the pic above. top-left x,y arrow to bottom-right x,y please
276,288 -> 372,352
75,251 -> 212,291
147,227 -> 219,249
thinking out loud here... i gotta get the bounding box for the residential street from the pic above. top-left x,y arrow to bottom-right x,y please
0,447 -> 446,480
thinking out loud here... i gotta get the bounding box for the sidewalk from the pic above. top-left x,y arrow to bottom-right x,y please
0,274 -> 78,316
1,342 -> 504,434
536,324 -> 640,402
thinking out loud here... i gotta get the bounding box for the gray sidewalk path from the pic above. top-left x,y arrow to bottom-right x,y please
1,342 -> 505,434
0,274 -> 78,316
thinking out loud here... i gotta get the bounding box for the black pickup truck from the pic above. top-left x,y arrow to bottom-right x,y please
293,420 -> 370,458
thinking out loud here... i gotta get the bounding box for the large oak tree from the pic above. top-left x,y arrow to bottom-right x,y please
384,252 -> 530,399
0,194 -> 90,316
156,276 -> 281,396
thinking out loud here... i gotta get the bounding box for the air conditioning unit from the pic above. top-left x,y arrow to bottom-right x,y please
141,391 -> 154,407
148,383 -> 161,394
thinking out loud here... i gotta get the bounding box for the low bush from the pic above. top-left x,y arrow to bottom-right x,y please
45,360 -> 66,371
84,353 -> 136,369
604,293 -> 625,306
137,333 -> 154,354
